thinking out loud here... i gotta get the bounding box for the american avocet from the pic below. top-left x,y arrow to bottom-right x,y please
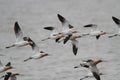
57,14 -> 78,44
42,26 -> 65,43
6,22 -> 32,48
74,59 -> 103,80
0,61 -> 12,73
109,16 -> 120,38
24,38 -> 49,62
0,72 -> 20,80
83,24 -> 107,39
59,33 -> 88,55
3,72 -> 19,80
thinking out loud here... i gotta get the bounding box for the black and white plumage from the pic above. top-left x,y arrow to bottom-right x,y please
0,61 -> 12,73
57,14 -> 78,44
83,24 -> 107,39
24,38 -> 49,62
6,22 -> 32,48
42,26 -> 65,43
3,72 -> 19,80
108,16 -> 120,38
74,59 -> 103,80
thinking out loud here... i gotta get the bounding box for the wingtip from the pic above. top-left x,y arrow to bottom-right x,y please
43,26 -> 55,30
57,14 -> 65,22
15,21 -> 19,26
112,16 -> 120,25
73,45 -> 78,55
83,24 -> 97,27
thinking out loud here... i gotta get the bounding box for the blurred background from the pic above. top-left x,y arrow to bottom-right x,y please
0,0 -> 120,80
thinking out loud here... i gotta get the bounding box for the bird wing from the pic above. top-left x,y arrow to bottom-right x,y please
71,39 -> 78,55
57,14 -> 70,31
44,26 -> 55,31
83,24 -> 98,31
92,72 -> 101,80
29,39 -> 40,54
112,16 -> 120,33
14,22 -> 23,42
112,16 -> 120,28
63,34 -> 72,44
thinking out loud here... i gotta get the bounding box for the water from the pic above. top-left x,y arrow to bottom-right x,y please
0,0 -> 120,80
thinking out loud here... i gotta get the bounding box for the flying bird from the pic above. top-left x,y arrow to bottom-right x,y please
74,59 -> 103,80
42,26 -> 65,43
83,24 -> 107,39
0,61 -> 12,73
24,38 -> 49,62
3,72 -> 19,80
57,14 -> 78,44
6,22 -> 32,48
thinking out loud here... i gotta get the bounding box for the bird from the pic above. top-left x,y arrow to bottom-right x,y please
108,16 -> 120,38
74,59 -> 103,80
83,24 -> 107,39
0,61 -> 12,73
59,33 -> 86,55
24,38 -> 49,62
41,26 -> 65,43
4,72 -> 11,80
6,21 -> 33,48
3,72 -> 19,80
57,14 -> 78,44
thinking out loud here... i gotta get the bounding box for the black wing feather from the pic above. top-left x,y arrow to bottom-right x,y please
112,16 -> 120,25
57,14 -> 66,23
14,21 -> 21,36
73,44 -> 78,55
44,26 -> 55,31
4,72 -> 11,80
63,34 -> 72,44
96,35 -> 100,39
92,72 -> 101,80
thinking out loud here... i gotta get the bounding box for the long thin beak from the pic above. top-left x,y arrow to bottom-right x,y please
41,38 -> 49,41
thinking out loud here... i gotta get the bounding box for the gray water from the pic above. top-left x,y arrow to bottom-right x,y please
0,0 -> 120,80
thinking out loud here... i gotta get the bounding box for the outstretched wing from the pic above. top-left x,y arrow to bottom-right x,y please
29,38 -> 40,54
83,24 -> 97,31
57,14 -> 70,31
44,26 -> 55,31
71,39 -> 78,55
92,72 -> 101,80
112,16 -> 120,27
14,21 -> 23,42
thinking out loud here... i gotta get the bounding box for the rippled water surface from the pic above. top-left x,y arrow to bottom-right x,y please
0,0 -> 120,80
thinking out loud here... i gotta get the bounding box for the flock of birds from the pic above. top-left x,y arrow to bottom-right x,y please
0,14 -> 120,80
